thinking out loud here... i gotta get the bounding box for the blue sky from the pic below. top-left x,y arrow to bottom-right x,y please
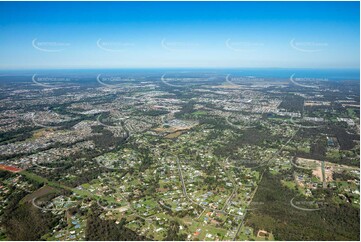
0,1 -> 359,70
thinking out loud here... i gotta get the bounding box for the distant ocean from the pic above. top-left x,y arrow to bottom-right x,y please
0,68 -> 359,81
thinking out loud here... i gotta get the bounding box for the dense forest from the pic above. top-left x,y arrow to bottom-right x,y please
245,170 -> 360,241
85,206 -> 148,241
0,171 -> 57,240
278,95 -> 304,113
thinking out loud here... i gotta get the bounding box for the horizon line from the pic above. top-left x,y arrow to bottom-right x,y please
0,67 -> 360,71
